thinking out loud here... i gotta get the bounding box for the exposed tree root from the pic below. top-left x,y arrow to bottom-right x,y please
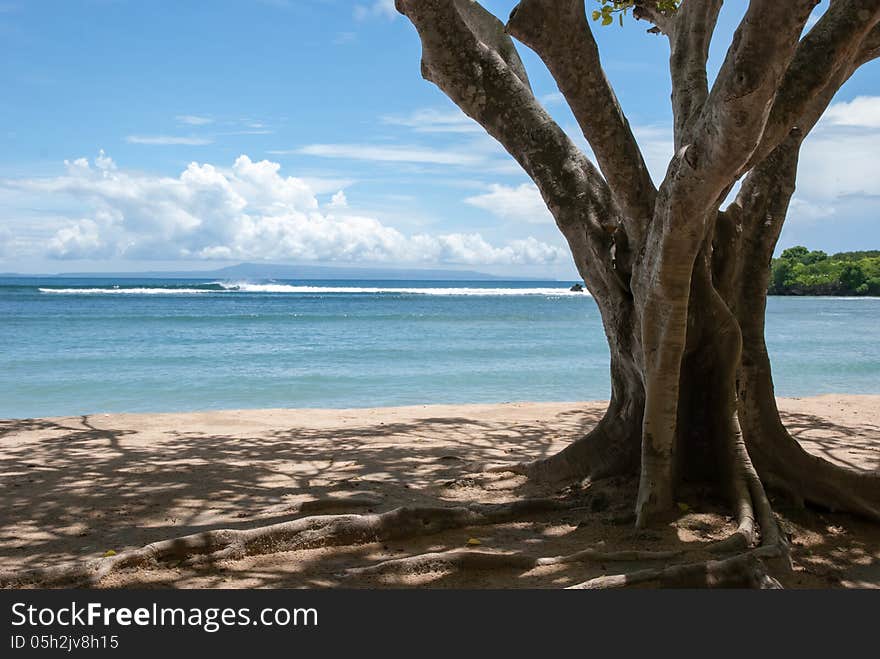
346,547 -> 683,577
345,522 -> 787,589
483,400 -> 641,484
255,492 -> 385,518
0,497 -> 573,589
570,457 -> 791,590
749,417 -> 880,523
567,550 -> 783,589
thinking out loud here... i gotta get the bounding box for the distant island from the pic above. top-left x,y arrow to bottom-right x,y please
1,263 -> 541,281
771,247 -> 880,296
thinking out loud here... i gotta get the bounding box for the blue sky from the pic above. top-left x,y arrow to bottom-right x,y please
0,0 -> 878,277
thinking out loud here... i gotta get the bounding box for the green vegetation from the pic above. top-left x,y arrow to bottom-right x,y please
589,1 -> 681,27
770,247 -> 880,296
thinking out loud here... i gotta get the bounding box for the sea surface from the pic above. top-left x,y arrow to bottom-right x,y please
1,277 -> 878,419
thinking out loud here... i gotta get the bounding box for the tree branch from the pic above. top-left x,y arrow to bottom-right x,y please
686,0 -> 819,190
506,0 -> 656,236
744,0 -> 880,174
725,16 -> 876,276
632,0 -> 675,35
669,1 -> 723,150
395,0 -> 620,296
857,23 -> 880,64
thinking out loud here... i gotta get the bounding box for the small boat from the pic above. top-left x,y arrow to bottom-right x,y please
569,283 -> 584,292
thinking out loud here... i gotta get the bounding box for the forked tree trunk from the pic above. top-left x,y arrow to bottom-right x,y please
397,0 -> 880,539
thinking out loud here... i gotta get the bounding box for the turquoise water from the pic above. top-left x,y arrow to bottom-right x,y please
1,277 -> 878,419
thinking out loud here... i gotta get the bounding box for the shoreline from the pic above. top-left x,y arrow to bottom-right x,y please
4,392 -> 880,424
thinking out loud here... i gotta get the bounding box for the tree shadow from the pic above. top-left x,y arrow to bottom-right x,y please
0,406 -> 600,576
779,410 -> 880,471
2,403 -> 878,589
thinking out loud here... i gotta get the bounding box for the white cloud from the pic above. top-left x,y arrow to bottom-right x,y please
328,190 -> 348,208
823,96 -> 880,129
354,0 -> 396,21
290,143 -> 486,166
47,218 -> 112,259
795,97 -> 880,200
126,135 -> 213,146
465,183 -> 553,224
300,176 -> 357,195
381,108 -> 481,134
797,132 -> 880,199
176,115 -> 213,126
2,153 -> 565,266
94,149 -> 116,171
787,197 -> 837,223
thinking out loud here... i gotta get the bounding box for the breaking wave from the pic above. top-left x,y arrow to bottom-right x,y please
37,282 -> 589,297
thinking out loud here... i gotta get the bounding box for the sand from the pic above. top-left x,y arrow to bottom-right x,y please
1,395 -> 878,589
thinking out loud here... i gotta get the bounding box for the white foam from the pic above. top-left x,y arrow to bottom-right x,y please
38,283 -> 590,297
39,287 -> 216,295
222,283 -> 588,296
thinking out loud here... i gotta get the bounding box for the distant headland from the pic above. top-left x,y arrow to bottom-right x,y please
771,247 -> 880,296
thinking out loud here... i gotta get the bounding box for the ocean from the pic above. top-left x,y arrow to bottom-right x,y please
1,277 -> 878,419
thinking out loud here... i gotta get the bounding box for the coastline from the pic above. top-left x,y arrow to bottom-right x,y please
2,394 -> 878,588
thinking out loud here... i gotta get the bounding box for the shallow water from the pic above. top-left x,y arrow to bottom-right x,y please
1,277 -> 878,418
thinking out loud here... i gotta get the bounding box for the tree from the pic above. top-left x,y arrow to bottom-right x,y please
780,246 -> 811,263
6,1 -> 879,591
840,262 -> 868,291
393,0 -> 880,576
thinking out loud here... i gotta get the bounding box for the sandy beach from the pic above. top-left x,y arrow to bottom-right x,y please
2,395 -> 879,589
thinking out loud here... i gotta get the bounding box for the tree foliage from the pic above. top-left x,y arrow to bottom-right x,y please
590,1 -> 681,27
770,247 -> 880,295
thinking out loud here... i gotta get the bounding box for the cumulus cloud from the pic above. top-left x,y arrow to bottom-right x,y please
465,184 -> 553,224
796,96 -> 880,200
3,153 -> 565,266
822,96 -> 880,129
328,190 -> 348,208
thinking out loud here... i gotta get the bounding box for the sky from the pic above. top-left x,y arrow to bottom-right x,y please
0,0 -> 878,278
